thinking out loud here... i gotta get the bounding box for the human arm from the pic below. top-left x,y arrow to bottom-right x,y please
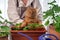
7,0 -> 23,24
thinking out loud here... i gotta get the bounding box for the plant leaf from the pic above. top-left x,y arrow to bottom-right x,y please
4,19 -> 13,24
45,20 -> 49,26
53,5 -> 60,13
54,22 -> 60,33
23,27 -> 29,30
0,10 -> 2,14
48,0 -> 56,5
0,16 -> 4,19
1,26 -> 10,32
43,0 -> 60,33
15,23 -> 22,27
55,16 -> 60,22
0,21 -> 3,24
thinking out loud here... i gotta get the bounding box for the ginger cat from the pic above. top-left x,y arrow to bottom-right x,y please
20,7 -> 42,28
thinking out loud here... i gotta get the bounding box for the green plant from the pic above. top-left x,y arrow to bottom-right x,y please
0,26 -> 10,37
0,10 -> 2,14
44,0 -> 60,32
12,23 -> 22,30
0,10 -> 11,37
0,10 -> 13,24
12,23 -> 44,30
23,23 -> 44,30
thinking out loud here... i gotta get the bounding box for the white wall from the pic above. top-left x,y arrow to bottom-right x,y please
0,0 -> 9,21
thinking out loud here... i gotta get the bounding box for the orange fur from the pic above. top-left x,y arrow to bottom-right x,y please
20,7 -> 42,28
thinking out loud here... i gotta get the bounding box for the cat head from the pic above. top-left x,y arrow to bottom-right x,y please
24,7 -> 37,19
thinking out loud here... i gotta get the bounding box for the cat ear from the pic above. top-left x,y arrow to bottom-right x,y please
34,8 -> 38,13
27,6 -> 36,9
26,7 -> 31,11
33,8 -> 37,12
34,8 -> 37,10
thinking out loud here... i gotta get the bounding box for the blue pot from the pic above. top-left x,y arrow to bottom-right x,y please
39,34 -> 59,40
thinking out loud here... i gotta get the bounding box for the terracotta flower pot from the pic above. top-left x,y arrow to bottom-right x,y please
0,36 -> 8,40
11,28 -> 46,40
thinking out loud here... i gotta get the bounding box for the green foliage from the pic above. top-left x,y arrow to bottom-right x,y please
12,23 -> 22,30
23,26 -> 29,30
55,16 -> 60,22
0,21 -> 3,24
0,32 -> 9,37
0,16 -> 4,19
0,10 -> 2,14
23,23 -> 44,30
0,10 -> 13,25
0,26 -> 10,32
4,19 -> 13,25
0,26 -> 10,37
44,0 -> 60,19
45,20 -> 49,26
43,9 -> 54,19
44,0 -> 60,32
12,27 -> 20,30
0,10 -> 11,37
0,10 -> 4,20
54,22 -> 60,32
15,23 -> 22,27
13,23 -> 44,30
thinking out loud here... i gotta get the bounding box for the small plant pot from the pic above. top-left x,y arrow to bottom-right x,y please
11,28 -> 46,40
0,36 -> 8,40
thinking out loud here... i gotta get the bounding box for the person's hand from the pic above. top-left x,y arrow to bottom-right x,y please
49,25 -> 60,40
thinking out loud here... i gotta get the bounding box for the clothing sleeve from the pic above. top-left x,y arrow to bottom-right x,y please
33,0 -> 43,21
7,0 -> 23,24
